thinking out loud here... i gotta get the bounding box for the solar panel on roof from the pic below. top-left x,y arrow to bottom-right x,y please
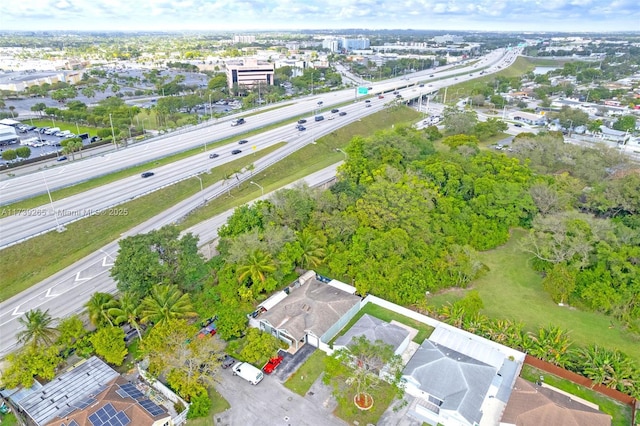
88,412 -> 102,426
118,383 -> 144,400
69,421 -> 80,426
115,411 -> 131,426
139,398 -> 165,416
73,396 -> 96,409
103,403 -> 117,417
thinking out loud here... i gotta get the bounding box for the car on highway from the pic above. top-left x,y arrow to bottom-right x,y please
331,108 -> 339,113
514,123 -> 523,127
365,100 -> 371,103
238,139 -> 249,145
317,101 -> 323,105
141,172 -> 155,178
231,149 -> 242,155
378,95 -> 384,99
339,111 -> 347,116
314,115 -> 324,122
366,104 -> 371,107
298,126 -> 306,131
57,156 -> 67,162
429,74 -> 434,77
419,84 -> 424,87
209,153 -> 219,158
298,119 -> 307,124
231,118 -> 245,126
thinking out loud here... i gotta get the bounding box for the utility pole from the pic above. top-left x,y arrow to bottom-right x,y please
109,113 -> 117,150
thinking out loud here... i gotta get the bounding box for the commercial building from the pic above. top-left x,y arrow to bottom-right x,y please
322,37 -> 370,53
0,123 -> 18,145
225,58 -> 274,91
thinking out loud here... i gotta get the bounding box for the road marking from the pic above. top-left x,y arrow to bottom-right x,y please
45,288 -> 59,298
75,271 -> 92,282
12,306 -> 24,316
102,256 -> 114,267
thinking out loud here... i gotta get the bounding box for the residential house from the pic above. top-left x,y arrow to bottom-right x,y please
333,313 -> 411,357
500,377 -> 611,426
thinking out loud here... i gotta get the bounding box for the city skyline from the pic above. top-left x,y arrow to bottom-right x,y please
4,0 -> 640,33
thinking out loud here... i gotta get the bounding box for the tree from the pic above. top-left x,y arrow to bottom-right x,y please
542,263 -> 577,305
141,284 -> 196,326
236,249 -> 277,285
111,226 -> 206,297
296,229 -> 326,269
15,146 -> 31,160
85,292 -> 117,328
2,149 -> 17,162
0,345 -> 62,389
16,309 -> 59,348
442,108 -> 478,136
108,292 -> 144,340
612,115 -> 637,133
239,328 -> 284,364
61,138 -> 83,160
90,326 -> 127,366
323,336 -> 404,409
56,314 -> 88,349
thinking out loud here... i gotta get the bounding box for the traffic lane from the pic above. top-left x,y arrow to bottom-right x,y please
215,366 -> 346,426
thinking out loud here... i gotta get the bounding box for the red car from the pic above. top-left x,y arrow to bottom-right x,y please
262,355 -> 284,374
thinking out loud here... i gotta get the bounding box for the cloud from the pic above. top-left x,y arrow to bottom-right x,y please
2,0 -> 639,31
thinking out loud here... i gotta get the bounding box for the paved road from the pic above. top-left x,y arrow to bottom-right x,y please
0,162 -> 341,358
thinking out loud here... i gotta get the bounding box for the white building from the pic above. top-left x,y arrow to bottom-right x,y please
225,58 -> 275,90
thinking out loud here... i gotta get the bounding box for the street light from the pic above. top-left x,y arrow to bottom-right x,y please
250,181 -> 264,196
141,118 -> 148,136
335,148 -> 347,160
209,93 -> 213,120
109,113 -> 117,150
193,175 -> 204,201
41,172 -> 64,233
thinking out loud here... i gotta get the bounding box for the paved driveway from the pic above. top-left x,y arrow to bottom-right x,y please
214,366 -> 347,426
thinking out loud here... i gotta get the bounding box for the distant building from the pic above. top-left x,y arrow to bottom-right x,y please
433,34 -> 465,44
225,58 -> 275,90
233,35 -> 256,43
0,70 -> 84,92
322,37 -> 370,52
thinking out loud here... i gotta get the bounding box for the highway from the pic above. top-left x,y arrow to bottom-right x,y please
0,47 -> 521,355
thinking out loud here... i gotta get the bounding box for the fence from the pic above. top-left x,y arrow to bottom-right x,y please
524,355 -> 637,407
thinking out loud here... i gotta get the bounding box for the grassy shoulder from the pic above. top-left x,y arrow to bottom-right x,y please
521,365 -> 632,426
0,144 -> 284,302
0,107 -> 420,302
427,229 -> 640,365
284,350 -> 327,396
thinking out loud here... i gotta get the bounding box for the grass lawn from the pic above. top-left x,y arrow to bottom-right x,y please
333,380 -> 398,425
427,229 -> 640,365
0,144 -> 283,302
520,365 -> 632,426
284,350 -> 327,396
185,386 -> 230,426
330,302 -> 434,346
0,412 -> 18,426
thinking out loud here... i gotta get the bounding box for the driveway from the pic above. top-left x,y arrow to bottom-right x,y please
273,344 -> 316,383
214,366 -> 347,426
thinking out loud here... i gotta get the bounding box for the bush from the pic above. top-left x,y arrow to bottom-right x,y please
186,390 -> 211,419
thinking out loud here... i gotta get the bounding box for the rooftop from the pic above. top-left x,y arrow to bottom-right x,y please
258,277 -> 361,342
334,313 -> 409,353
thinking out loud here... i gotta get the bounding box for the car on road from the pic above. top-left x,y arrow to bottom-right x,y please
209,153 -> 219,158
366,104 -> 371,107
429,74 -> 434,77
231,149 -> 242,155
297,119 -> 307,124
365,99 -> 371,103
57,156 -> 67,162
141,172 -> 155,178
297,126 -> 306,131
339,111 -> 347,116
514,123 -> 523,128
238,139 -> 249,145
331,108 -> 339,113
378,95 -> 384,99
314,115 -> 324,122
317,101 -> 323,105
419,84 -> 425,87
231,118 -> 245,126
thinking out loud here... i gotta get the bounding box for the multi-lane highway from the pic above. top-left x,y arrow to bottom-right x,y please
0,47 -> 521,355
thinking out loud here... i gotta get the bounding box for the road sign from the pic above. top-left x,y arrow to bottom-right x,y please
357,86 -> 369,95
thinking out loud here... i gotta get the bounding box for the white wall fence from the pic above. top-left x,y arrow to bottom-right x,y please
138,366 -> 190,425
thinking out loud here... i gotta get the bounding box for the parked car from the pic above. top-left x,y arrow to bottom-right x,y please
209,153 -> 219,158
232,362 -> 264,385
238,139 -> 249,145
231,149 -> 242,155
220,355 -> 237,369
141,172 -> 155,178
262,355 -> 284,374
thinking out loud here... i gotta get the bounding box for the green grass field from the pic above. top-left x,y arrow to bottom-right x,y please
284,350 -> 327,396
521,365 -> 632,426
427,229 -> 640,365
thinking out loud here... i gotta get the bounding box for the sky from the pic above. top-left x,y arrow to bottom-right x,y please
3,0 -> 640,33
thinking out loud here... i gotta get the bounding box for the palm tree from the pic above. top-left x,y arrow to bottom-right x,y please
236,249 -> 277,284
16,309 -> 59,347
108,292 -> 143,340
140,284 -> 196,327
85,292 -> 118,327
297,230 -> 325,269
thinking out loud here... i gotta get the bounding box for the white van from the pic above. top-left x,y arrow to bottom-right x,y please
45,127 -> 60,135
231,362 -> 263,385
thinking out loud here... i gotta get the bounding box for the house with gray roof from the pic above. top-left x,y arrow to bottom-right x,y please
402,325 -> 523,426
257,273 -> 362,353
334,314 -> 410,356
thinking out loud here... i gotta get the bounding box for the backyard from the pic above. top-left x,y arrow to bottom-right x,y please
427,229 -> 640,365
